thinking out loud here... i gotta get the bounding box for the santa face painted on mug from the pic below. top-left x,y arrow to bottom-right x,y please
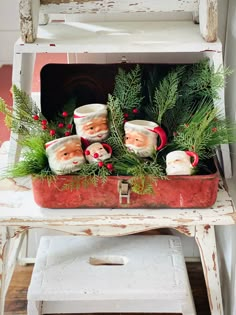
45,135 -> 85,175
124,120 -> 167,157
166,150 -> 199,175
85,142 -> 112,164
74,104 -> 109,143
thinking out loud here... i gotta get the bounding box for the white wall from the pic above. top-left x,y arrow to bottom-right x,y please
0,0 -> 20,65
216,1 -> 236,314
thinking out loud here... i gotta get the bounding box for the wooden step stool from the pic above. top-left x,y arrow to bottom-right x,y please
27,235 -> 196,314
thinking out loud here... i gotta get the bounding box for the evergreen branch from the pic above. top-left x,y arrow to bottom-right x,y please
113,65 -> 143,112
106,94 -> 127,156
147,67 -> 184,125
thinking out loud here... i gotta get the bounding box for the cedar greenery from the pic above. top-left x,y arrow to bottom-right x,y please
1,59 -> 235,194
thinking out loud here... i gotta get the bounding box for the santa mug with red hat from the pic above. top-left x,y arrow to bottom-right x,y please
166,150 -> 199,175
85,142 -> 112,164
124,120 -> 167,157
74,104 -> 109,143
45,135 -> 85,175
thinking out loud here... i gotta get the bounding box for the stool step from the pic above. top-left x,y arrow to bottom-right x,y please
27,235 -> 196,314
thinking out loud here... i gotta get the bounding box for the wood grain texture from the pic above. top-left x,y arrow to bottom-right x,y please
4,263 -> 211,315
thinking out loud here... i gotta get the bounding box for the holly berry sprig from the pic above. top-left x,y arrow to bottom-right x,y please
33,111 -> 74,138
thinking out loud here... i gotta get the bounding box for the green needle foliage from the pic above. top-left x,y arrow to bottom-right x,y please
1,59 -> 235,195
113,65 -> 143,113
146,66 -> 185,125
106,94 -> 127,156
5,136 -> 50,178
172,100 -> 236,159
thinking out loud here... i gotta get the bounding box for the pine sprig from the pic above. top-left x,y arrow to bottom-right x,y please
106,94 -> 127,156
113,65 -> 143,112
151,67 -> 184,125
5,136 -> 49,178
172,101 -> 236,159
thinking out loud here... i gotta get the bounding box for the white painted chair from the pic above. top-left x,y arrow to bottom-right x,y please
27,235 -> 196,314
20,0 -> 217,43
11,0 -> 231,178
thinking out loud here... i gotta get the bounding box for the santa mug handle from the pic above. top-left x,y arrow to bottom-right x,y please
185,151 -> 199,167
152,126 -> 168,150
102,143 -> 113,155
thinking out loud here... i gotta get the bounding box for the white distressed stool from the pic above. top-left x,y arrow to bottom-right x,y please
27,235 -> 196,314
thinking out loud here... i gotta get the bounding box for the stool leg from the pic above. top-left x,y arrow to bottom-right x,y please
27,301 -> 42,315
195,225 -> 224,315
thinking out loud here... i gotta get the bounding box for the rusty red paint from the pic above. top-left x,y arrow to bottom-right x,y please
49,43 -> 56,46
212,252 -> 216,271
111,224 -> 127,229
176,225 -> 191,236
32,173 -> 219,209
83,229 -> 93,235
204,224 -> 211,232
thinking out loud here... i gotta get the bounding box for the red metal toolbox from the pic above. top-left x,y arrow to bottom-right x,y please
32,172 -> 219,209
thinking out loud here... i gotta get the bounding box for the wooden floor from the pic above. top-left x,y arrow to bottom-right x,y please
4,262 -> 210,315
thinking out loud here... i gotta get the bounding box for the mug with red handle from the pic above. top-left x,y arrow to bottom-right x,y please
166,150 -> 199,175
124,120 -> 167,157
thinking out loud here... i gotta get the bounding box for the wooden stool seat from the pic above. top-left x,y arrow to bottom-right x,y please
27,235 -> 196,314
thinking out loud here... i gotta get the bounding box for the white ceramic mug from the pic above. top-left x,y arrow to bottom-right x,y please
45,135 -> 85,175
124,120 -> 167,157
74,103 -> 109,143
166,150 -> 199,175
84,142 -> 112,164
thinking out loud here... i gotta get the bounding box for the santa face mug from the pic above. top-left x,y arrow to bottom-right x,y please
124,120 -> 167,157
166,150 -> 199,175
74,104 -> 109,143
45,135 -> 85,175
85,142 -> 112,164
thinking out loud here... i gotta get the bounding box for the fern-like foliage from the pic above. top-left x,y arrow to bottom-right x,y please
172,100 -> 236,159
113,65 -> 143,113
106,94 -> 127,156
5,136 -> 49,178
146,67 -> 185,125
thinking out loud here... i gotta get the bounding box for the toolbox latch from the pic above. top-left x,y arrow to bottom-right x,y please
118,180 -> 131,204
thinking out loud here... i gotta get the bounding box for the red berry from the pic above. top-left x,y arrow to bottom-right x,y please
41,119 -> 47,125
65,131 -> 71,136
58,122 -> 64,128
67,123 -> 73,129
124,113 -> 129,118
132,108 -> 138,114
33,115 -> 39,120
50,129 -> 56,136
93,153 -> 99,158
106,163 -> 113,170
85,150 -> 90,156
212,127 -> 217,132
62,111 -> 68,117
42,125 -> 47,130
98,161 -> 104,167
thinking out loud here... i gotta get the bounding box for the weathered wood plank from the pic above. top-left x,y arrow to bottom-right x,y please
199,0 -> 218,42
19,0 -> 218,43
19,0 -> 40,43
40,0 -> 198,14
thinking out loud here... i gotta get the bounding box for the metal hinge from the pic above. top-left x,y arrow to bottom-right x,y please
118,180 -> 131,204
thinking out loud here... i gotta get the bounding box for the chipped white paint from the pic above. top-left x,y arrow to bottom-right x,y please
199,0 -> 218,42
195,225 -> 223,314
27,235 -> 196,314
39,0 -> 199,14
19,0 -> 217,43
0,182 -> 235,314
